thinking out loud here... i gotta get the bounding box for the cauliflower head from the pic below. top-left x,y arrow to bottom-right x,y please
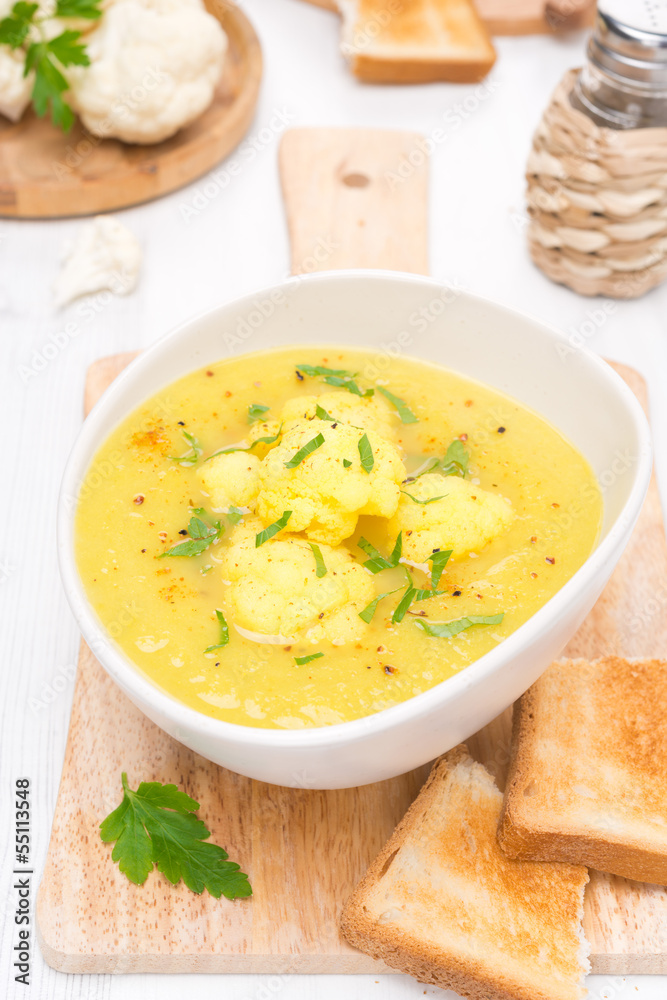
389,473 -> 515,563
197,451 -> 261,511
220,517 -> 375,643
279,391 -> 398,441
67,0 -> 227,143
256,418 -> 406,546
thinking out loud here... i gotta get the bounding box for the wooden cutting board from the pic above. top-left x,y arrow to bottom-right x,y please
37,128 -> 667,975
0,0 -> 261,218
297,0 -> 596,35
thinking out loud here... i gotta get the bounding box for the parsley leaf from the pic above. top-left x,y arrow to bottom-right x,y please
204,609 -> 229,653
284,432 -> 325,468
159,516 -> 222,557
358,533 -> 402,574
342,458 -> 352,468
415,613 -> 504,638
100,773 -> 252,898
169,430 -> 202,466
376,386 -> 418,424
358,433 -> 374,474
309,542 -> 327,578
204,424 -> 283,463
247,403 -> 270,424
401,490 -> 446,505
294,652 -> 324,665
0,2 -> 37,47
427,549 -> 452,589
296,364 -> 352,378
226,506 -> 244,525
358,586 -> 402,624
255,510 -> 292,547
315,403 -> 334,421
440,439 -> 470,477
296,364 -> 373,398
391,568 -> 445,624
55,0 -> 103,18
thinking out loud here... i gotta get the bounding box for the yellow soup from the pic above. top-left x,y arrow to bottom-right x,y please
75,346 -> 603,729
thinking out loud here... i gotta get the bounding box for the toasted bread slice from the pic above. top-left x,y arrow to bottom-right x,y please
339,0 -> 496,84
341,745 -> 590,1000
498,657 -> 667,885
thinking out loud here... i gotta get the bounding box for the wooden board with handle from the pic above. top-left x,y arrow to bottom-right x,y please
0,0 -> 261,219
37,127 -> 667,974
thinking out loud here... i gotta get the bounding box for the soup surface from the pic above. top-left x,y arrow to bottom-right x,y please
75,346 -> 603,729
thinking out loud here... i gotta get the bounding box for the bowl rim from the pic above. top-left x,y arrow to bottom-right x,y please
58,268 -> 653,750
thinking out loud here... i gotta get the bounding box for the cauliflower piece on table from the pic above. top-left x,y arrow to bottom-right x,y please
220,518 -> 375,643
256,418 -> 406,546
389,473 -> 515,563
66,0 -> 227,144
279,391 -> 398,441
197,451 -> 260,511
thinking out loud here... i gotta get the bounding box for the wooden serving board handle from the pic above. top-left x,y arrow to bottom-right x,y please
280,128 -> 429,275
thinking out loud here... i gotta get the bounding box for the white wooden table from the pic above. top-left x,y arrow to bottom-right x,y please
2,1 -> 667,997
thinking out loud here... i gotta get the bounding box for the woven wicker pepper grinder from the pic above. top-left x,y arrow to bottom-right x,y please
527,1 -> 667,298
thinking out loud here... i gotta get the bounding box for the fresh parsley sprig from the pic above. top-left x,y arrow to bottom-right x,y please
100,773 -> 252,898
376,386 -> 418,424
358,433 -> 374,473
255,510 -> 292,547
0,0 -> 102,130
284,433 -> 325,469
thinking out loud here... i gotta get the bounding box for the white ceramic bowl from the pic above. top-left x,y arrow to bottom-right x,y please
58,271 -> 652,789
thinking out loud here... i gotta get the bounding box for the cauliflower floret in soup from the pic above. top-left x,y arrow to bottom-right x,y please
256,418 -> 406,546
220,518 -> 375,643
389,473 -> 515,563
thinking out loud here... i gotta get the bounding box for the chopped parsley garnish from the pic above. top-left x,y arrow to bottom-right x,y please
100,773 -> 251,898
294,652 -> 324,665
204,610 -> 230,653
247,403 -> 270,424
343,459 -> 352,468
169,430 -> 202,466
376,386 -> 418,424
427,549 -> 452,589
440,439 -> 470,478
358,433 -> 374,473
315,403 -> 334,421
226,506 -> 244,525
284,432 -> 325,468
358,532 -> 402,574
296,364 -> 352,378
309,542 -> 327,578
296,364 -> 373,398
159,516 -> 222,557
359,587 -> 402,624
391,568 -> 445,624
401,490 -> 446,505
408,440 -> 470,482
414,613 -> 504,638
255,510 -> 292,547
204,424 -> 283,463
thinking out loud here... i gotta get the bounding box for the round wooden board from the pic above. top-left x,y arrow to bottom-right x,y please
0,0 -> 262,218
